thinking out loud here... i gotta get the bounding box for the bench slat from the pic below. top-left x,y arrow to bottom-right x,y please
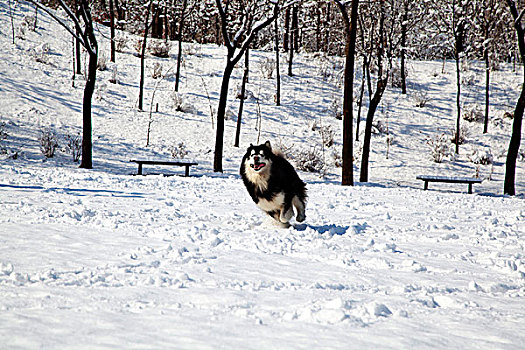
416,175 -> 482,194
416,175 -> 482,184
130,160 -> 198,166
130,160 -> 198,176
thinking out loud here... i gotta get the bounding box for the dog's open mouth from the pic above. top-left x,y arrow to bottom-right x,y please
250,162 -> 266,171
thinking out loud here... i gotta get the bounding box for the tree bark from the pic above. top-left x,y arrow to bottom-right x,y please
504,0 -> 525,195
284,7 -> 290,52
455,54 -> 461,154
356,56 -> 367,141
484,48 -> 490,134
288,6 -> 294,76
138,2 -> 152,111
175,0 -> 188,92
400,0 -> 408,94
109,0 -> 115,62
235,50 -> 250,147
80,50 -> 97,169
275,11 -> 281,106
214,63 -> 234,172
333,0 -> 359,186
360,78 -> 387,182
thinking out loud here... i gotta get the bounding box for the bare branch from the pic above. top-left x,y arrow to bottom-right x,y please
216,0 -> 233,51
27,0 -> 87,48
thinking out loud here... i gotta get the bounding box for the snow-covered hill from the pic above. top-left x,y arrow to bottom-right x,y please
1,2 -> 524,349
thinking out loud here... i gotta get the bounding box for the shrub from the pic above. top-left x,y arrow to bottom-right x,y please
461,72 -> 477,86
39,128 -> 58,158
329,99 -> 342,120
258,57 -> 275,79
170,142 -> 188,159
293,145 -> 326,173
390,65 -> 407,88
412,91 -> 430,108
469,148 -> 493,165
318,125 -> 334,148
109,64 -> 119,84
463,105 -> 483,123
148,40 -> 170,58
115,34 -> 127,52
64,133 -> 82,163
97,52 -> 108,71
450,124 -> 470,145
372,120 -> 388,134
426,133 -> 451,163
151,62 -> 162,79
32,42 -> 51,64
172,92 -> 196,113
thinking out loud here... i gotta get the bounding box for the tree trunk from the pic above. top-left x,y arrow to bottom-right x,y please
455,55 -> 461,154
275,12 -> 281,106
400,1 -> 408,94
138,2 -> 152,111
504,0 -> 525,195
288,6 -> 294,77
356,56 -> 367,141
214,63 -> 234,172
109,0 -> 115,62
80,51 -> 97,169
484,48 -> 490,134
292,6 -> 299,53
504,87 -> 524,195
333,0 -> 359,186
235,50 -> 249,147
175,0 -> 188,92
284,8 -> 290,52
360,78 -> 387,182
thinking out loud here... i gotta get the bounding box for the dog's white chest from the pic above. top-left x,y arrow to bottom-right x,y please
256,192 -> 285,212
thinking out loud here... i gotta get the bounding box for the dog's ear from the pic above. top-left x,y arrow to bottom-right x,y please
264,140 -> 272,150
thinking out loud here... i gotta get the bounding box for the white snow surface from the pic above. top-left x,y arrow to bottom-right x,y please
1,3 -> 525,349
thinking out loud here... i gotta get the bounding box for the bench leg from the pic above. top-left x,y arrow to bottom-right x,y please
185,165 -> 190,177
468,183 -> 473,194
138,163 -> 143,175
424,181 -> 428,190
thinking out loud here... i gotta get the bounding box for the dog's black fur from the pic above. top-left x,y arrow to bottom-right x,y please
240,141 -> 307,225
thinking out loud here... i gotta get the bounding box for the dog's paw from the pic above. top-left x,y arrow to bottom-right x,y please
296,213 -> 306,222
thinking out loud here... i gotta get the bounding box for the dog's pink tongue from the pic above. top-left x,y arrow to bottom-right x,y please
255,163 -> 265,170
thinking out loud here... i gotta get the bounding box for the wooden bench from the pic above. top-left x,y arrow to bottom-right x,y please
416,175 -> 482,194
130,160 -> 198,177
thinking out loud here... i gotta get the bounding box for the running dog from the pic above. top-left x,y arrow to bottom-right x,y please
240,141 -> 307,225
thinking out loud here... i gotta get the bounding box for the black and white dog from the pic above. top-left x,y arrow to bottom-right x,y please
240,141 -> 307,226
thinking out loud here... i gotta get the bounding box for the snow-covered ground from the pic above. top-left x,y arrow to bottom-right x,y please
1,2 -> 524,349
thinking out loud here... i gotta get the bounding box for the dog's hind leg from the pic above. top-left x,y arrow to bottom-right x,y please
292,195 -> 306,222
279,202 -> 293,224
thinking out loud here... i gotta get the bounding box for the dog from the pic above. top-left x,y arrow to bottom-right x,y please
240,141 -> 307,225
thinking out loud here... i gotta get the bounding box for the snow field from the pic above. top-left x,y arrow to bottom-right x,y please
1,166 -> 524,348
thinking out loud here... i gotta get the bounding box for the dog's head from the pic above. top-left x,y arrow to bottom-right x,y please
243,141 -> 273,175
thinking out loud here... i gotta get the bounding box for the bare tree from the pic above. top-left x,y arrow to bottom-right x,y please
175,0 -> 188,92
109,0 -> 116,62
275,6 -> 281,106
213,0 -> 278,172
332,0 -> 359,186
138,1 -> 160,111
503,0 -> 524,196
359,0 -> 390,183
31,0 -> 98,169
235,48 -> 250,147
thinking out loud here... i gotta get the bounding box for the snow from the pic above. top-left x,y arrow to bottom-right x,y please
1,2 -> 525,349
